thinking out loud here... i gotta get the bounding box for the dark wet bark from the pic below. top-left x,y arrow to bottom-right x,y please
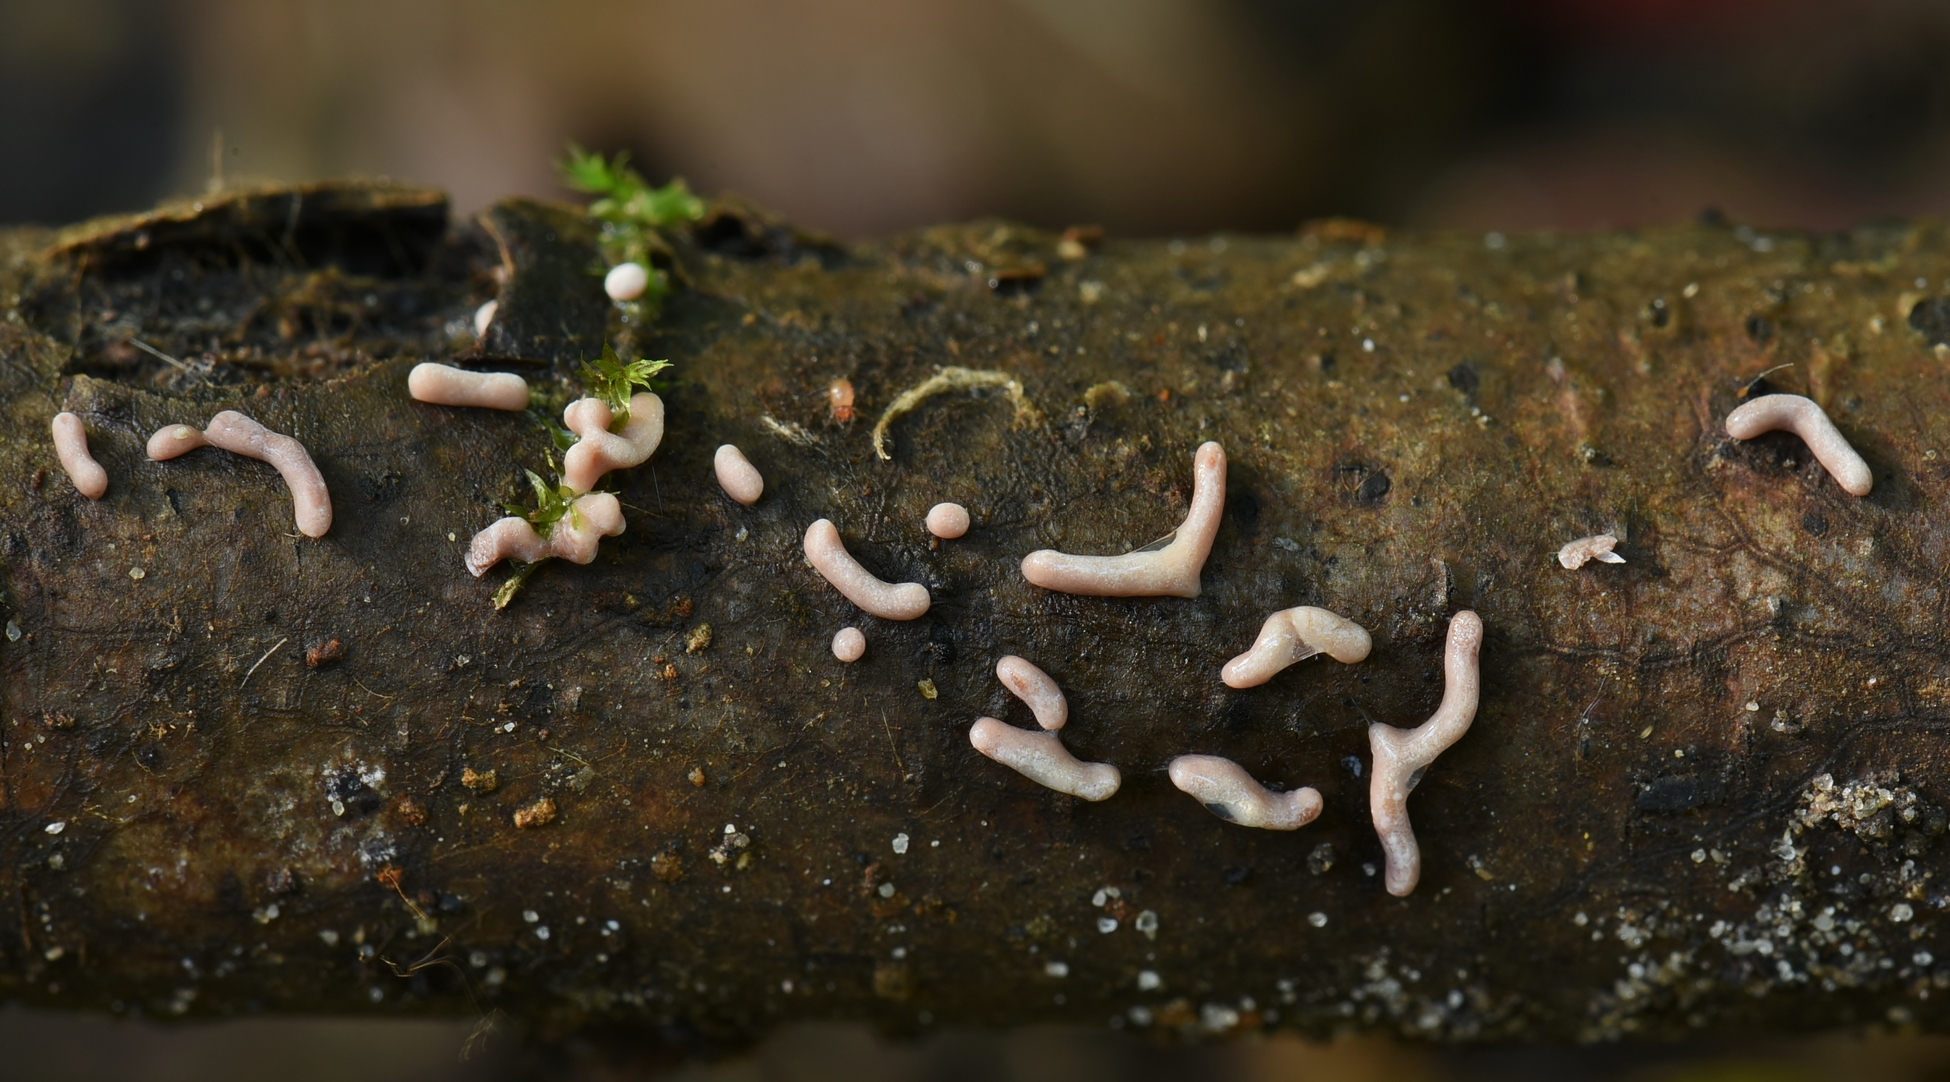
6,185 -> 1950,1047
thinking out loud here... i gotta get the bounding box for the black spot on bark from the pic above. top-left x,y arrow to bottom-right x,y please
360,470 -> 405,505
925,624 -> 956,665
1223,695 -> 1254,731
1636,772 -> 1725,813
1802,512 -> 1829,536
1910,297 -> 1950,346
1356,471 -> 1391,506
1648,298 -> 1670,328
326,769 -> 381,817
1223,865 -> 1251,886
1226,490 -> 1260,534
1746,316 -> 1775,343
1446,362 -> 1479,398
218,873 -> 249,914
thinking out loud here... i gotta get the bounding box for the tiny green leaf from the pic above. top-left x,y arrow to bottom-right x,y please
578,344 -> 673,419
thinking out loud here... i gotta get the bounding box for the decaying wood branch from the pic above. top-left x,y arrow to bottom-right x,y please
6,184 -> 1950,1047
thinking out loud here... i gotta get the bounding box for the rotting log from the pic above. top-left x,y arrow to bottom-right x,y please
6,184 -> 1950,1047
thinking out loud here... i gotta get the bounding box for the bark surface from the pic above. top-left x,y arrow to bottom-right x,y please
5,184 -> 1950,1046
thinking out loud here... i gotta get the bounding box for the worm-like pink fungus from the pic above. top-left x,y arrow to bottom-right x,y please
547,492 -> 626,563
51,412 -> 107,499
1221,606 -> 1371,688
926,502 -> 970,539
1167,755 -> 1322,830
996,655 -> 1067,730
1557,533 -> 1625,570
467,518 -> 548,573
803,519 -> 931,620
832,627 -> 867,663
1724,393 -> 1873,496
473,300 -> 498,337
714,444 -> 764,505
1020,441 -> 1225,597
408,363 -> 530,411
199,411 -> 334,538
1368,609 -> 1483,897
147,424 -> 208,461
562,392 -> 664,493
968,719 -> 1120,801
464,493 -> 625,576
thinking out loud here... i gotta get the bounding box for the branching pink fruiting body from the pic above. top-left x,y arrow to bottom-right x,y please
1725,393 -> 1873,496
466,517 -> 548,575
51,412 -> 107,499
1369,610 -> 1483,897
1168,755 -> 1322,830
926,502 -> 970,539
547,492 -> 626,564
181,411 -> 333,538
1557,533 -> 1625,570
147,424 -> 208,461
996,655 -> 1067,730
562,393 -> 664,493
408,363 -> 529,411
714,445 -> 764,505
803,518 -> 931,620
1221,606 -> 1371,688
968,718 -> 1120,801
464,493 -> 626,577
832,627 -> 866,663
1020,441 -> 1226,597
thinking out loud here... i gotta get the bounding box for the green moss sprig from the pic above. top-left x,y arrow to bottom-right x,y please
505,465 -> 582,539
558,144 -> 704,312
491,147 -> 696,611
490,465 -> 582,612
578,345 -> 671,425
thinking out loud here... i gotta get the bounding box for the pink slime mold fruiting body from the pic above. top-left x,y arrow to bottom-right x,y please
996,655 -> 1067,730
154,412 -> 332,537
1167,755 -> 1323,830
832,627 -> 867,663
1368,610 -> 1484,897
714,445 -> 764,505
926,502 -> 970,539
146,424 -> 208,461
1724,393 -> 1873,496
201,411 -> 334,538
1221,606 -> 1371,688
1020,441 -> 1225,597
51,412 -> 107,499
968,719 -> 1120,802
408,363 -> 529,411
802,519 -> 931,620
562,393 -> 664,493
971,656 -> 1117,799
464,492 -> 625,577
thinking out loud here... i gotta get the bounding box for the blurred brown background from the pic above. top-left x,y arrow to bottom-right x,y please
9,0 -> 1950,236
11,0 -> 1950,1077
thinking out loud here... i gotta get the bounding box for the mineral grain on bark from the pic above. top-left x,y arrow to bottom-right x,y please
5,184 -> 1950,1046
